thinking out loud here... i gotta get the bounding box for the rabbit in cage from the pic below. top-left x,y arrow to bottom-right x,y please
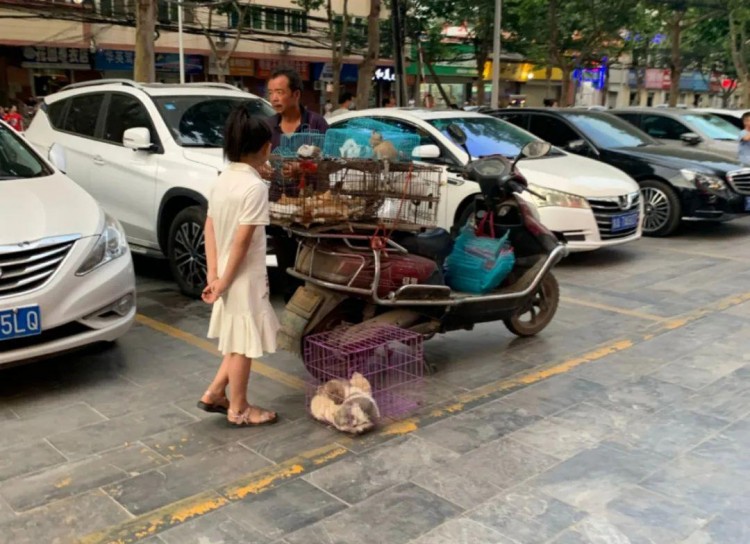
310,372 -> 380,434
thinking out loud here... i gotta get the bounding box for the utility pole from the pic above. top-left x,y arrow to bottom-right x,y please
490,0 -> 502,108
178,0 -> 185,84
391,0 -> 407,106
134,0 -> 156,83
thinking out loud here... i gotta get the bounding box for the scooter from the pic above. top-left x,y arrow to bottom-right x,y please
278,140 -> 568,354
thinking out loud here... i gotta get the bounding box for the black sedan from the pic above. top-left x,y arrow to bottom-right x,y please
490,108 -> 750,236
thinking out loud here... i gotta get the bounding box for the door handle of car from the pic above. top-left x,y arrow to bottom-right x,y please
93,155 -> 105,166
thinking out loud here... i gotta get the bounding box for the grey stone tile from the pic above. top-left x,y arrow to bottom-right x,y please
0,490 -> 129,544
0,496 -> 16,524
159,511 -> 270,544
241,418 -> 343,463
607,409 -> 728,458
0,443 -> 165,512
468,488 -> 585,544
640,455 -> 744,514
510,418 -> 600,460
690,419 -> 750,472
105,442 -> 271,515
411,466 -> 503,510
429,343 -> 537,390
501,376 -> 606,417
224,479 -> 346,540
48,405 -> 197,459
532,444 -> 664,512
550,401 -> 638,441
144,418 -> 253,462
447,437 -> 559,490
284,483 -> 462,544
304,436 -> 458,505
411,518 -> 515,544
600,376 -> 694,414
416,399 -> 542,454
682,516 -> 750,544
0,440 -> 66,482
551,516 -> 637,544
650,353 -> 746,391
0,403 -> 105,449
683,373 -> 750,421
570,354 -> 667,387
603,486 -> 710,544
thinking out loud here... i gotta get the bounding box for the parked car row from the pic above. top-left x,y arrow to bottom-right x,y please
2,78 -> 748,366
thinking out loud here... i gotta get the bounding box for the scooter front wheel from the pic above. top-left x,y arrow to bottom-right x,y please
503,273 -> 559,337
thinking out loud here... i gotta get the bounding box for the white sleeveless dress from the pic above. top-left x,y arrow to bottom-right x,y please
207,162 -> 279,358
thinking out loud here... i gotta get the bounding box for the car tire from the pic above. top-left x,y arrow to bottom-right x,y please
639,180 -> 681,237
167,206 -> 207,299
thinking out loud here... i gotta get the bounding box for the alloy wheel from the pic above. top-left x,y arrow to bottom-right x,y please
641,187 -> 672,233
173,220 -> 207,291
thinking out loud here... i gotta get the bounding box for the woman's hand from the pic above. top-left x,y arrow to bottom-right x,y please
201,278 -> 228,304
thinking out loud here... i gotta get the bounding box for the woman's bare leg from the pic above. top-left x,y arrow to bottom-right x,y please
201,354 -> 230,406
227,353 -> 252,414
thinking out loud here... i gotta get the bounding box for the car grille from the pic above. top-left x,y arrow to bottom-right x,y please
0,236 -> 77,298
727,169 -> 750,195
588,193 -> 641,240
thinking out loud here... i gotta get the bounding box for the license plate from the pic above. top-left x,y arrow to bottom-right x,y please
611,211 -> 640,233
0,306 -> 42,342
745,196 -> 750,212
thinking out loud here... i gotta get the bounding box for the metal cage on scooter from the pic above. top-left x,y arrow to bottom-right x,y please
304,324 -> 425,419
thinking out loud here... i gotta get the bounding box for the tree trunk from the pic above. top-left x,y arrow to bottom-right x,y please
134,0 -> 155,82
728,7 -> 749,108
329,0 -> 348,104
668,12 -> 684,107
355,0 -> 381,109
560,65 -> 572,106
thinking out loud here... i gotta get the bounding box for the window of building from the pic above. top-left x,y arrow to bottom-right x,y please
290,10 -> 307,33
265,8 -> 286,31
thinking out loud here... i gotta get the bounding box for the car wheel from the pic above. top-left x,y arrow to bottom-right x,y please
168,206 -> 207,298
503,273 -> 559,337
640,180 -> 681,237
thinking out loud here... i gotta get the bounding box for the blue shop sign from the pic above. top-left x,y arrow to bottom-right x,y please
95,50 -> 204,74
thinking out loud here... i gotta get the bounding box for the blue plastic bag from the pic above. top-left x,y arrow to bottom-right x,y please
445,226 -> 515,294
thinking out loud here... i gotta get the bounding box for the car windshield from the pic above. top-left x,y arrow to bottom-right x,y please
0,123 -> 50,180
682,114 -> 741,141
153,96 -> 275,147
429,116 -> 541,158
563,113 -> 656,148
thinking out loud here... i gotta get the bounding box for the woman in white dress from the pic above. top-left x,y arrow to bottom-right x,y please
197,106 -> 280,427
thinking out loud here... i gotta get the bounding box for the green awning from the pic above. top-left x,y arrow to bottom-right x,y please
406,63 -> 478,78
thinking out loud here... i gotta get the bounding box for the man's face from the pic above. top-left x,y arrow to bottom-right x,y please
268,76 -> 299,114
744,116 -> 750,131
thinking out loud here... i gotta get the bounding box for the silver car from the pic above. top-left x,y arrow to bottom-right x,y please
611,108 -> 741,160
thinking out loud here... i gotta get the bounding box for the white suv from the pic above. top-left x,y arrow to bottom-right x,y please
26,79 -> 274,297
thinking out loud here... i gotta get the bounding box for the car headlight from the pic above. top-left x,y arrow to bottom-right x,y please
527,184 -> 590,209
76,213 -> 129,276
681,169 -> 726,191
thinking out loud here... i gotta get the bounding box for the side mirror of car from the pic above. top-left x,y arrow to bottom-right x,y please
680,132 -> 702,146
521,141 -> 552,159
412,144 -> 441,159
123,127 -> 153,151
48,143 -> 66,173
565,139 -> 590,154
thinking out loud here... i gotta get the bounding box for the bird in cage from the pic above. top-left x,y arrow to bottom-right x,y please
370,131 -> 399,161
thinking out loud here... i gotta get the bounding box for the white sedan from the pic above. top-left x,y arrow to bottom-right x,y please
0,121 -> 135,366
331,110 -> 642,252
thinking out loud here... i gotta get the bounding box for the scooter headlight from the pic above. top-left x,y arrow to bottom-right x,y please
527,185 -> 590,209
76,213 -> 129,276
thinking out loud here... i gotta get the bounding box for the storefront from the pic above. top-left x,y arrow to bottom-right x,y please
406,63 -> 478,107
95,49 -> 205,83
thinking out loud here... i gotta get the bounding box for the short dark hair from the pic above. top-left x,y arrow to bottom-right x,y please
742,111 -> 750,122
339,92 -> 354,105
223,104 -> 272,162
381,98 -> 391,107
270,68 -> 303,93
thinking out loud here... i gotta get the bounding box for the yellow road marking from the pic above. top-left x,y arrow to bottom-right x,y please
85,290 -> 750,544
135,314 -> 306,391
561,297 -> 663,322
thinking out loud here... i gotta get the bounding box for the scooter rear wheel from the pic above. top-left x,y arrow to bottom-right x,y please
503,273 -> 559,337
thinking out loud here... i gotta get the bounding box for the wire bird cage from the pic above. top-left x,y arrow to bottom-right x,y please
267,157 -> 384,226
323,118 -> 421,162
375,162 -> 443,228
304,325 -> 425,420
273,130 -> 326,158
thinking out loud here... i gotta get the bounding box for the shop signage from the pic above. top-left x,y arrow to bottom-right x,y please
256,59 -> 310,81
373,67 -> 396,82
22,46 -> 92,69
645,68 -> 671,90
94,50 -> 203,74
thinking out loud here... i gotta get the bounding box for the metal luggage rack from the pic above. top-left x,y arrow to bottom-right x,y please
285,228 -> 568,306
